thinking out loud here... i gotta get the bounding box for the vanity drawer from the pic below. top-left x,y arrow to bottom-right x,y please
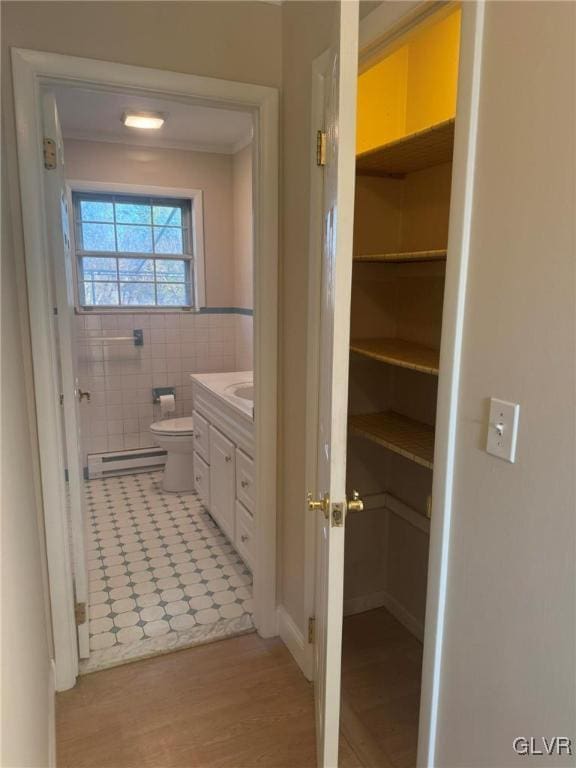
235,500 -> 255,572
192,410 -> 210,463
235,449 -> 255,514
193,451 -> 210,509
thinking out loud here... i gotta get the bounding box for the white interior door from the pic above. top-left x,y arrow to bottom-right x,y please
311,3 -> 359,766
42,91 -> 90,658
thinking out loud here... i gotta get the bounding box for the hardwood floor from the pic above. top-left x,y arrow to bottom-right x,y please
340,607 -> 423,768
57,632 -> 362,768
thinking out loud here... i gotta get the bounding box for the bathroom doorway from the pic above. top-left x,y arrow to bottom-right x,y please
12,49 -> 279,689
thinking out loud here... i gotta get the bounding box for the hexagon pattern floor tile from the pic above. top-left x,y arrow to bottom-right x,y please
81,471 -> 253,673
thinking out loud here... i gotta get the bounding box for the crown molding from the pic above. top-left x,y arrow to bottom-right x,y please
62,130 -> 245,155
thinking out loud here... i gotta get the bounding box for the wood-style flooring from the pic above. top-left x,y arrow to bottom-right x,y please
57,632 -> 361,768
57,608 -> 421,768
341,607 -> 423,768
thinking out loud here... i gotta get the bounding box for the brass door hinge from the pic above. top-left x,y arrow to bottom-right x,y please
75,601 -> 87,625
316,130 -> 327,167
43,138 -> 57,170
308,616 -> 316,644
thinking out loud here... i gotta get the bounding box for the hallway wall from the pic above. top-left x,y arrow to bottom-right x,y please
433,2 -> 576,763
1,3 -> 280,764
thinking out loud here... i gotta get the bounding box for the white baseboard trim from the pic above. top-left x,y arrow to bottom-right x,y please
277,605 -> 313,681
48,659 -> 57,768
344,590 -> 424,642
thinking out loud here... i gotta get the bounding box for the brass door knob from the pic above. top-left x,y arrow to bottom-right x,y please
346,490 -> 364,513
307,492 -> 329,517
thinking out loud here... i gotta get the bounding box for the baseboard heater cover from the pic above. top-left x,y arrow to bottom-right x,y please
87,447 -> 167,479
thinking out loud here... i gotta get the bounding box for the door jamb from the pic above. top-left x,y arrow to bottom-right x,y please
303,2 -> 486,766
11,48 -> 279,690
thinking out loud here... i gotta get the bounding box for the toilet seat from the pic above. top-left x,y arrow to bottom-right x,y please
150,416 -> 194,436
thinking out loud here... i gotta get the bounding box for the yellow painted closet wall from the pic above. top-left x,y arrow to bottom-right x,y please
356,8 -> 461,155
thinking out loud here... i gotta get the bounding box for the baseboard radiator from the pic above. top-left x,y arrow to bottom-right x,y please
87,447 -> 167,480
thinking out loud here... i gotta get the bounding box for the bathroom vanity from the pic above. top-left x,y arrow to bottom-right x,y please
190,372 -> 256,572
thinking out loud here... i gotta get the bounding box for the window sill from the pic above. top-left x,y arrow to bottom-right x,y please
75,306 -> 200,315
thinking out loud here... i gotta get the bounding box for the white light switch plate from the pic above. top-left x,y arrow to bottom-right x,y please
486,398 -> 520,463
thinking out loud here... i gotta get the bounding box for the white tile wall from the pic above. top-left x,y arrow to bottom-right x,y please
76,312 -> 252,463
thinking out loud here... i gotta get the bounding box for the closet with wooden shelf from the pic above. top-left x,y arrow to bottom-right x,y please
339,7 -> 462,766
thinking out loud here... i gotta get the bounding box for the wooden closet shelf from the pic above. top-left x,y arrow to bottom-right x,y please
356,119 -> 455,177
349,411 -> 434,469
354,248 -> 447,264
350,338 -> 440,375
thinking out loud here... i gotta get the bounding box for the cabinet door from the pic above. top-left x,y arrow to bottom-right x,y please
192,410 -> 210,463
193,451 -> 210,510
209,425 -> 235,542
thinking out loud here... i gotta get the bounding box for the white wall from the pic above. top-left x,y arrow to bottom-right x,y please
232,142 -> 254,311
75,311 -> 239,461
232,142 -> 254,370
434,2 -> 576,764
64,139 -> 254,460
64,139 -> 236,307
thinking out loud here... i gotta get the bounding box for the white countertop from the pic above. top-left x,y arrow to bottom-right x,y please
190,371 -> 254,420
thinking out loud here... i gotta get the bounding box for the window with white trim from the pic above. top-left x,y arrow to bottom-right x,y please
73,192 -> 196,309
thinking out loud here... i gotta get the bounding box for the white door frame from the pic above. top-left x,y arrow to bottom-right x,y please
11,48 -> 279,691
303,2 -> 486,765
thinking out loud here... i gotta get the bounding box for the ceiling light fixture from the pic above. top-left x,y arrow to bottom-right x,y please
122,111 -> 165,130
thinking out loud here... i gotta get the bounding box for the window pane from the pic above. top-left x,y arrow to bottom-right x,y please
153,205 -> 182,226
82,223 -> 116,252
116,225 -> 153,253
80,200 -> 114,222
86,282 -> 120,306
155,259 -> 186,282
115,201 -> 151,225
154,227 -> 183,254
118,258 -> 155,282
82,281 -> 94,305
120,283 -> 156,305
157,283 -> 187,306
81,257 -> 117,281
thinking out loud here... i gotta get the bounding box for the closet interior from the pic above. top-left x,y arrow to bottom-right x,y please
341,8 -> 461,767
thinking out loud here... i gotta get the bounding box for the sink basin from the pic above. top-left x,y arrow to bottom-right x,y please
223,382 -> 254,402
232,385 -> 254,401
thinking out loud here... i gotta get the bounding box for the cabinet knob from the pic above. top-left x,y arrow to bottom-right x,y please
241,480 -> 249,488
225,455 -> 232,462
195,432 -> 202,440
241,534 -> 249,543
195,475 -> 201,482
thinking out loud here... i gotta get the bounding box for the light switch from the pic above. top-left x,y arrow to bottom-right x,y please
486,398 -> 520,463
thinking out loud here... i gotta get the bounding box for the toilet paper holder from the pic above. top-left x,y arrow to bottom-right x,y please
152,387 -> 175,403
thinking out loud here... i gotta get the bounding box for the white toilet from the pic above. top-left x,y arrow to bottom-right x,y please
150,416 -> 195,493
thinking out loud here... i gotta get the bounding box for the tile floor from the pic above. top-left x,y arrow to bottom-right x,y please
83,470 -> 253,672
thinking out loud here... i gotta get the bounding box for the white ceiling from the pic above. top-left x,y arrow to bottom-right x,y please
52,85 -> 253,154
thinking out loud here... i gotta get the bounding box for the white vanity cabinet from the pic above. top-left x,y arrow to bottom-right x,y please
191,373 -> 255,572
